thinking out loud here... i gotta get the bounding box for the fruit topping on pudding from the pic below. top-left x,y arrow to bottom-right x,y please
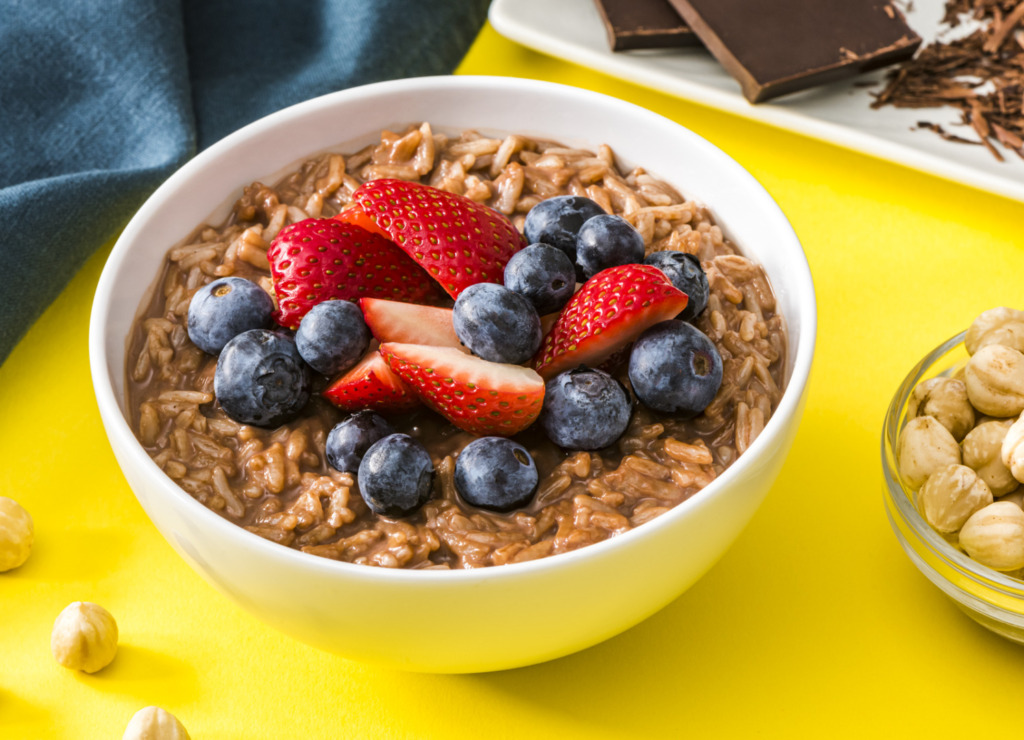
453,283 -> 542,365
523,194 -> 606,267
326,411 -> 396,473
539,367 -> 632,451
359,298 -> 463,349
503,244 -> 577,316
357,434 -> 435,517
340,178 -> 527,298
214,329 -> 312,427
187,276 -> 275,355
380,342 -> 545,436
629,320 -> 724,417
532,263 -> 690,380
267,218 -> 440,329
294,300 -> 371,376
454,437 -> 539,513
322,350 -> 420,413
575,213 -> 646,280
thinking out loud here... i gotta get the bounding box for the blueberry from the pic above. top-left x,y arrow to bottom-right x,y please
539,367 -> 631,450
187,277 -> 274,355
295,300 -> 371,376
523,195 -> 605,263
575,214 -> 645,280
214,329 -> 311,427
325,411 -> 395,473
643,252 -> 710,322
628,320 -> 722,417
452,283 -> 542,365
454,437 -> 539,512
357,434 -> 435,518
503,244 -> 577,316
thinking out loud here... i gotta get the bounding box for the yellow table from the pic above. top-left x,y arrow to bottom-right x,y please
4,22 -> 1024,739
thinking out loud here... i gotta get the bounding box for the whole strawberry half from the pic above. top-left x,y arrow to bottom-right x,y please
340,179 -> 526,299
323,349 -> 420,414
380,342 -> 544,436
533,264 -> 689,380
359,297 -> 465,351
267,217 -> 440,329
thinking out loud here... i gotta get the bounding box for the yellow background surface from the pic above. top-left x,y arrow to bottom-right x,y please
5,22 -> 1024,739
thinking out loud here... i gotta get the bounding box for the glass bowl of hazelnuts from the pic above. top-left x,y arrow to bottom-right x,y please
883,307 -> 1024,644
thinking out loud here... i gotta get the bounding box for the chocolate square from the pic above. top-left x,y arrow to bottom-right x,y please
666,0 -> 921,102
593,0 -> 702,51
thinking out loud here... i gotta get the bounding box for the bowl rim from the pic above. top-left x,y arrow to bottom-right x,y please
89,74 -> 817,583
881,328 -> 1024,603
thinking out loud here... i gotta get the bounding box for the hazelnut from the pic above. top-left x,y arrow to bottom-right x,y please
917,464 -> 993,533
999,489 -> 1024,509
907,377 -> 975,441
962,420 -> 1019,496
0,496 -> 33,572
1003,414 -> 1024,484
123,706 -> 191,740
959,501 -> 1024,571
51,601 -> 118,673
965,307 -> 1024,355
964,344 -> 1024,417
897,416 -> 961,489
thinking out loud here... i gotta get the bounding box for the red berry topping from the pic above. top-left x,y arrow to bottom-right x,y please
267,218 -> 440,329
322,349 -> 420,414
380,342 -> 545,436
359,297 -> 464,350
343,179 -> 526,299
532,264 -> 689,380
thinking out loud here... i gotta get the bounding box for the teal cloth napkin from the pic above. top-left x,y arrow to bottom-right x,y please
0,0 -> 490,365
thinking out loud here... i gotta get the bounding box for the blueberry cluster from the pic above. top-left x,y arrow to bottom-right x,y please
188,279 -> 371,428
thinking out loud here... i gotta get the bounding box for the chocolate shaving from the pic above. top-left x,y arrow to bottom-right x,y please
873,0 -> 1024,161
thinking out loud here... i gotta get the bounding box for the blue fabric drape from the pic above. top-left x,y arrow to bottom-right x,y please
0,0 -> 490,365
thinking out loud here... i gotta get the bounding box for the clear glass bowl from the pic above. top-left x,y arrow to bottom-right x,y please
882,330 -> 1024,643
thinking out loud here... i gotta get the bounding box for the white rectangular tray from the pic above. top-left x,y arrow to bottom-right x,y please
489,0 -> 1024,203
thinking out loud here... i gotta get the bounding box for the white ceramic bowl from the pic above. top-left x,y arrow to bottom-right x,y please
90,75 -> 816,673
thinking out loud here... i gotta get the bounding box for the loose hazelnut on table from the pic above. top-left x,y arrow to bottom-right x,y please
907,376 -> 975,441
50,601 -> 118,673
0,496 -> 33,572
123,706 -> 190,740
897,416 -> 961,489
962,420 -> 1019,496
964,343 -> 1024,417
965,306 -> 1024,355
917,464 -> 993,533
959,501 -> 1024,571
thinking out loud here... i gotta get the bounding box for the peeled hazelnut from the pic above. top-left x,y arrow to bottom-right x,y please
907,377 -> 975,441
1002,414 -> 1024,482
0,496 -> 33,572
897,416 -> 961,489
123,706 -> 191,740
917,464 -> 993,533
959,501 -> 1024,571
51,601 -> 118,673
999,490 -> 1024,509
962,420 -> 1019,496
964,344 -> 1024,417
965,307 -> 1024,355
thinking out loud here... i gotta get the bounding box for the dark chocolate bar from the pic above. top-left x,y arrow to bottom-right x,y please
593,0 -> 701,51
666,0 -> 921,103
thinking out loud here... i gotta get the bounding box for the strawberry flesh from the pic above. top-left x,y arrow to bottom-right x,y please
380,342 -> 544,436
323,349 -> 420,414
359,297 -> 465,351
346,179 -> 526,299
532,264 -> 689,380
267,217 -> 440,329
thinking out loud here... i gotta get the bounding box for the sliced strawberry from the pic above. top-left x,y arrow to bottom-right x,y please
380,342 -> 545,436
267,217 -> 441,329
532,264 -> 689,380
342,179 -> 526,299
323,349 -> 420,414
359,298 -> 465,351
